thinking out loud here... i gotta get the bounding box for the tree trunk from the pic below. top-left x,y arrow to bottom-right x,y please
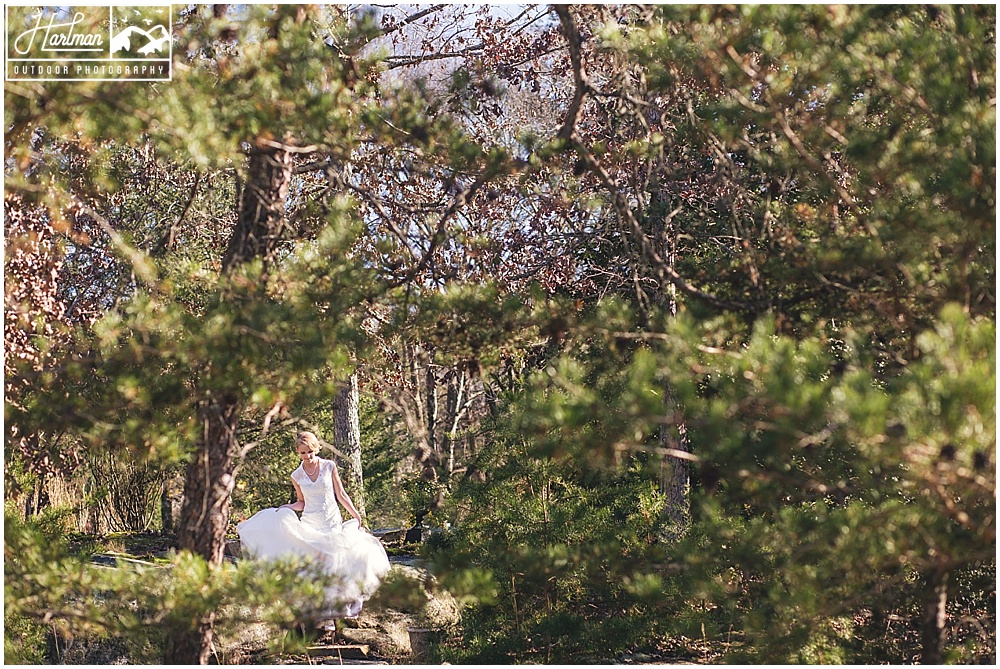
657,393 -> 690,543
919,565 -> 949,664
655,188 -> 691,542
160,474 -> 174,533
164,615 -> 216,667
176,396 -> 242,563
221,142 -> 295,273
166,395 -> 241,664
444,370 -> 466,478
425,359 -> 438,461
334,372 -> 366,520
165,142 -> 294,664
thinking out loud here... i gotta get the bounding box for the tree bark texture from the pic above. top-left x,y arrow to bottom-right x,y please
444,370 -> 465,477
167,144 -> 293,664
222,143 -> 294,273
425,362 -> 439,459
166,395 -> 241,665
919,565 -> 949,664
334,372 -> 366,520
163,612 -> 217,666
655,183 -> 691,542
176,395 -> 242,564
657,382 -> 690,542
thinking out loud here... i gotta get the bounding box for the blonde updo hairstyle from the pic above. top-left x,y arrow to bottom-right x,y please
296,431 -> 322,454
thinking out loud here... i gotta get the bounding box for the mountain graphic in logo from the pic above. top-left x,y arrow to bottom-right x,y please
110,24 -> 170,57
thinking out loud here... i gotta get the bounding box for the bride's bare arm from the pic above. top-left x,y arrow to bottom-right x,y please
330,463 -> 365,526
278,479 -> 306,512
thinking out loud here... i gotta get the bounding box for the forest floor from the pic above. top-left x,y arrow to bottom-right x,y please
70,534 -> 726,665
67,531 -> 456,665
223,557 -> 461,665
70,532 -> 979,665
61,531 -> 740,665
46,531 -> 980,664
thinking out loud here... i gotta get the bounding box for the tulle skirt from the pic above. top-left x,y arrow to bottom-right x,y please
237,507 -> 390,617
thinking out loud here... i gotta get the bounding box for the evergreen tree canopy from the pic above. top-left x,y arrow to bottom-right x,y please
5,4 -> 994,664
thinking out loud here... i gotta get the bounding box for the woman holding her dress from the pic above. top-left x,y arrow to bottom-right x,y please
237,431 -> 390,618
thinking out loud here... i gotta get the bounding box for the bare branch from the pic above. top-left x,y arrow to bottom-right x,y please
385,168 -> 497,289
554,5 -> 590,142
384,44 -> 484,70
73,201 -> 160,287
365,4 -> 449,46
156,172 -> 201,255
342,178 -> 419,261
553,6 -> 750,311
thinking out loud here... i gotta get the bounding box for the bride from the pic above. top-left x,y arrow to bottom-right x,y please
237,431 -> 390,618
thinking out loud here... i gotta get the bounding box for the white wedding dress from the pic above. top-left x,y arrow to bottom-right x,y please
237,458 -> 390,617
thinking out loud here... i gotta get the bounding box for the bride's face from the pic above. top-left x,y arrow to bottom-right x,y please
296,444 -> 318,463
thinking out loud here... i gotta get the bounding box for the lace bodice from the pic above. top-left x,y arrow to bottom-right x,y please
292,458 -> 343,528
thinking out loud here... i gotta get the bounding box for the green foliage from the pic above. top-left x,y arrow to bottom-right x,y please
424,298 -> 994,662
4,3 -> 995,664
365,568 -> 429,615
600,4 -> 994,338
2,507 -> 54,663
4,506 -> 373,663
3,611 -> 49,664
8,197 -> 376,478
359,394 -> 426,528
230,428 -> 300,524
427,405 -> 671,663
